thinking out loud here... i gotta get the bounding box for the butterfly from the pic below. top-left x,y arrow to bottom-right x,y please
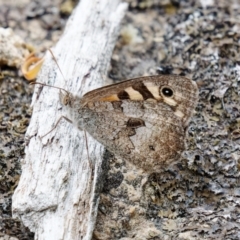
42,74 -> 198,173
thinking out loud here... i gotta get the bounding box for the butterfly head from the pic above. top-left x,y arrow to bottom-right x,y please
59,90 -> 75,107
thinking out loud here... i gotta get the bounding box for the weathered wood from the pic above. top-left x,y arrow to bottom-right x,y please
12,1 -> 127,239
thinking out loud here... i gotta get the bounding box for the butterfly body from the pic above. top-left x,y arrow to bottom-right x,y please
60,75 -> 198,173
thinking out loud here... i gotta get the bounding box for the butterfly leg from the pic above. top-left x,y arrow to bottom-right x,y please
83,130 -> 94,172
40,117 -> 94,172
40,115 -> 73,139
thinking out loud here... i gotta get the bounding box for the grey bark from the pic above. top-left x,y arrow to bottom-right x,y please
12,1 -> 127,239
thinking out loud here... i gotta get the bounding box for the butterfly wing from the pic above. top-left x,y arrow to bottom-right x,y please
79,75 -> 198,172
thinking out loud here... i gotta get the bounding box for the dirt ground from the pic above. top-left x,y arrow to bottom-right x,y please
1,0 -> 240,239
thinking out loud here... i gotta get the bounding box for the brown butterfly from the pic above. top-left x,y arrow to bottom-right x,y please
38,74 -> 198,173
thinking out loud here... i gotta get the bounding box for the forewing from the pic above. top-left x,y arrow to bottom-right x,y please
81,75 -> 198,125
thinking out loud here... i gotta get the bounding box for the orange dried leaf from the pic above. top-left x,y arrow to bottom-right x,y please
21,52 -> 44,81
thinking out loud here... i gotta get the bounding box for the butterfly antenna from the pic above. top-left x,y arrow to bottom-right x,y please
30,82 -> 69,95
48,48 -> 67,83
30,49 -> 70,94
